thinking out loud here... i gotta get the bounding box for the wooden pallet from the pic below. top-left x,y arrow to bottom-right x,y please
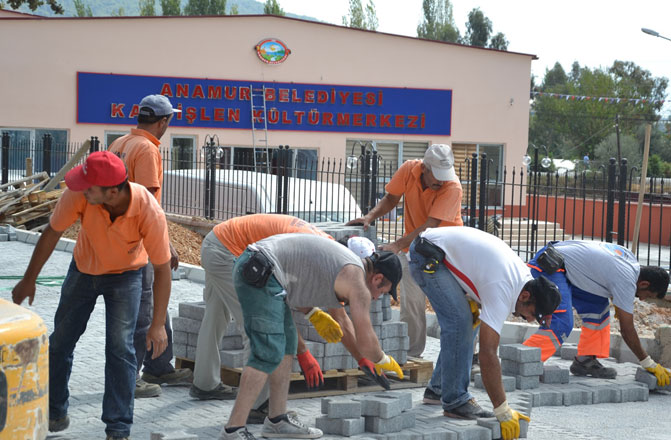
176,357 -> 433,399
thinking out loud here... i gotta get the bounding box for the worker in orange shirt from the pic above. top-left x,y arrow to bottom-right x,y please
348,144 -> 463,358
12,151 -> 172,440
108,94 -> 189,398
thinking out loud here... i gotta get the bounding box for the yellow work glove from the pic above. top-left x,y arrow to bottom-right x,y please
614,305 -> 621,321
640,355 -> 670,387
468,299 -> 480,330
374,353 -> 404,379
306,308 -> 343,343
494,400 -> 531,440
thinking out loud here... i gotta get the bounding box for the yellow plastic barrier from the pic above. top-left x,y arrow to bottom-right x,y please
0,298 -> 49,440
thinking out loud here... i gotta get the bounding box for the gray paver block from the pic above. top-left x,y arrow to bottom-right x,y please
187,332 -> 199,346
172,316 -> 202,334
376,392 -> 413,411
383,307 -> 392,321
619,382 -> 649,402
315,416 -> 365,436
187,345 -> 196,360
304,340 -> 325,358
150,432 -> 198,440
307,326 -> 328,343
321,398 -> 362,418
220,335 -> 243,350
473,374 -> 515,392
220,349 -> 246,368
173,343 -> 187,359
519,418 -> 529,438
383,336 -> 410,351
364,410 -> 415,433
524,388 -> 563,407
178,301 -> 206,321
325,342 -> 349,356
559,385 -> 593,406
498,344 -> 541,363
635,367 -> 658,390
354,395 -> 403,418
173,330 -> 188,345
443,422 -> 492,440
477,417 -> 502,439
323,356 -> 347,371
515,375 -> 539,390
560,343 -> 578,360
501,359 -> 543,377
381,321 -> 408,339
370,311 -> 383,325
370,298 -> 383,313
540,365 -> 570,384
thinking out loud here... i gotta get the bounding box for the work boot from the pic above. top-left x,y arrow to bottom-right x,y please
142,368 -> 193,385
247,399 -> 269,424
219,426 -> 257,440
49,415 -> 70,432
423,387 -> 441,405
106,435 -> 130,440
135,378 -> 161,398
189,382 -> 237,400
443,398 -> 494,420
261,413 -> 322,438
570,356 -> 617,379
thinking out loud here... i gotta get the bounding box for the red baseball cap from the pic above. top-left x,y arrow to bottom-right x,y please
65,151 -> 127,191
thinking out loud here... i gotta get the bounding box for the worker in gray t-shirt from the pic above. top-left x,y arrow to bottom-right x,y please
523,240 -> 670,383
220,234 -> 404,440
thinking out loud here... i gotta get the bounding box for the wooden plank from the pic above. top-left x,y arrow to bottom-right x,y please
0,172 -> 49,191
43,140 -> 91,192
11,199 -> 58,219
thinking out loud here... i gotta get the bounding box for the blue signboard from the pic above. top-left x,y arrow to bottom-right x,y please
77,72 -> 452,135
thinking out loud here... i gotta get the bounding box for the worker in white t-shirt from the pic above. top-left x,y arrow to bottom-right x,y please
522,240 -> 670,384
409,227 -> 560,440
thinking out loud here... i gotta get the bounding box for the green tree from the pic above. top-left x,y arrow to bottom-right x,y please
647,154 -> 663,177
342,0 -> 378,30
112,6 -> 125,16
184,0 -> 226,15
4,0 -> 62,13
160,0 -> 181,15
416,0 -> 459,42
463,7 -> 491,47
139,0 -> 156,16
594,133 -> 642,168
73,0 -> 92,16
263,0 -> 284,16
229,3 -> 238,14
489,32 -> 508,50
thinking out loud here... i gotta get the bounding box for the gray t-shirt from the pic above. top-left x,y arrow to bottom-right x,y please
554,240 -> 640,313
251,233 -> 365,309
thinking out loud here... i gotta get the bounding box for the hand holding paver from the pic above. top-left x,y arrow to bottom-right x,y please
495,400 -> 530,440
307,308 -> 343,343
11,278 -> 36,306
297,349 -> 324,389
641,356 -> 670,387
345,216 -> 372,231
374,353 -> 404,379
358,358 -> 391,390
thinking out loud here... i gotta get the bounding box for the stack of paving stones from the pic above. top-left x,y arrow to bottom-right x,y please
292,294 -> 408,373
173,301 -> 245,366
0,225 -> 18,241
316,392 -> 416,437
499,344 -> 543,390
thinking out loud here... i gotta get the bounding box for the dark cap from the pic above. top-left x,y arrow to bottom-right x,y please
370,251 -> 402,301
527,275 -> 561,326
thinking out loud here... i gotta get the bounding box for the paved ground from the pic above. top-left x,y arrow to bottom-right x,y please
2,240 -> 671,440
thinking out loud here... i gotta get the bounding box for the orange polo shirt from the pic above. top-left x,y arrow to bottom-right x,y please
50,183 -> 171,275
213,213 -> 332,257
108,128 -> 163,203
385,160 -> 463,239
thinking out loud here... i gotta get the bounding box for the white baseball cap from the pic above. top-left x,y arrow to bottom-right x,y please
423,144 -> 457,182
347,236 -> 376,258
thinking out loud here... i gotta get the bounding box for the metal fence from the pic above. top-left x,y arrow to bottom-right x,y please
1,132 -> 669,270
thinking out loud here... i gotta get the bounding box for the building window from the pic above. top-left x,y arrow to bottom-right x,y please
105,131 -> 129,147
0,127 -> 68,179
170,135 -> 197,170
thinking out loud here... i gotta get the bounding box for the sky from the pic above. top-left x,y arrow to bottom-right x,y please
280,0 -> 671,106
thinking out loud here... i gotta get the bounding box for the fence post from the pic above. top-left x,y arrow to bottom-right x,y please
370,150 -> 378,214
282,145 -> 290,214
1,131 -> 9,186
530,147 -> 539,253
89,136 -> 100,153
361,149 -> 372,215
203,138 -> 216,220
617,158 -> 628,245
43,133 -> 52,177
469,153 -> 478,227
605,158 -> 617,243
275,146 -> 284,213
478,153 -> 488,230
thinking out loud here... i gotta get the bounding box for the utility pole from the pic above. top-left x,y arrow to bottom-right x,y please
615,114 -> 621,164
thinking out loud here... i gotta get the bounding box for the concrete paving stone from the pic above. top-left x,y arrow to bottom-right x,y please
635,367 -> 659,390
187,345 -> 197,360
220,335 -> 244,350
0,233 -> 8,241
13,229 -> 31,242
187,332 -> 199,346
498,344 -> 541,363
442,422 -> 492,440
150,431 -> 198,439
54,238 -> 68,251
381,321 -> 408,339
325,342 -> 349,356
321,397 -> 362,418
476,417 -> 502,439
323,356 -> 348,371
382,293 -> 391,308
560,343 -> 578,361
178,301 -> 206,321
354,395 -> 404,418
370,298 -> 383,313
557,385 -> 593,406
523,388 -> 563,407
515,375 -> 539,390
364,410 -> 416,433
64,240 -> 76,252
173,330 -> 188,345
501,359 -> 543,377
173,316 -> 203,334
25,232 -> 39,244
383,307 -> 393,321
8,232 -> 17,241
304,340 -> 325,358
374,325 -> 382,338
371,311 -> 384,325
618,382 -> 649,402
296,324 -> 310,340
220,349 -> 246,368
388,350 -> 408,366
376,392 -> 413,411
541,365 -> 570,384
0,225 -> 8,233
383,336 -> 410,351
315,416 -> 365,436
519,418 -> 529,438
307,326 -> 328,343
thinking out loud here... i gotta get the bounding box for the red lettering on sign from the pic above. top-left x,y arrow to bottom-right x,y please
380,114 -> 391,127
200,107 -> 210,121
282,111 -> 292,124
185,107 -> 197,124
268,109 -> 279,124
365,92 -> 376,105
420,113 -> 426,128
395,115 -> 404,128
176,84 -> 189,98
294,111 -> 305,124
265,88 -> 276,102
228,108 -> 240,123
291,89 -> 302,103
192,85 -> 205,99
353,113 -> 363,126
352,92 -> 363,105
111,103 -> 125,118
378,91 -> 383,106
337,113 -> 350,126
208,86 -> 222,100
225,86 -> 237,100
308,110 -> 319,125
407,115 -> 418,128
278,89 -> 289,102
129,104 -> 139,118
331,89 -> 336,104
214,108 -> 226,121
175,104 -> 183,120
253,109 -> 264,123
239,87 -> 251,101
317,91 -> 328,103
365,114 -> 376,127
339,91 -> 350,105
321,112 -> 334,125
160,83 -> 173,97
304,90 -> 315,103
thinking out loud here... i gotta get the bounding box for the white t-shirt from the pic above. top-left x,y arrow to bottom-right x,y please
420,227 -> 533,334
553,240 -> 639,313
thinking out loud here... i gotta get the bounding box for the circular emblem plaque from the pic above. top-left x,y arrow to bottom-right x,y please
255,38 -> 291,64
